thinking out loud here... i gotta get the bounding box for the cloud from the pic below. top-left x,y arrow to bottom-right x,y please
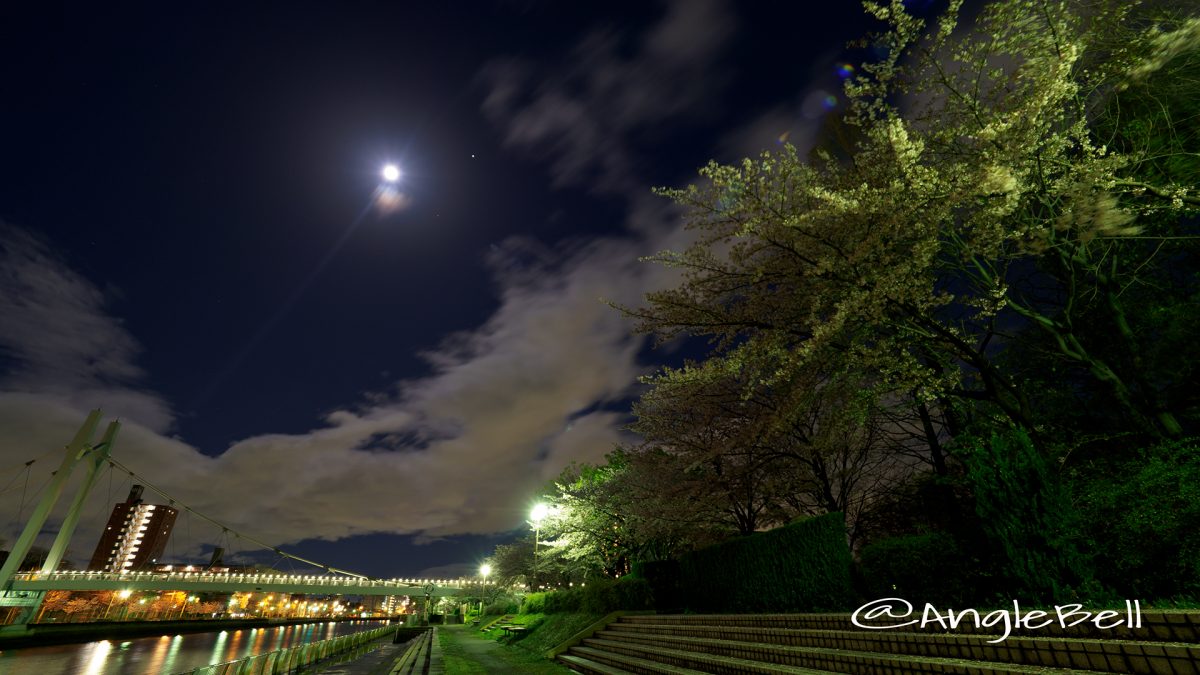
195,229 -> 672,543
414,562 -> 477,579
0,222 -> 174,432
0,3 -> 719,572
0,217 -> 684,569
479,0 -> 735,192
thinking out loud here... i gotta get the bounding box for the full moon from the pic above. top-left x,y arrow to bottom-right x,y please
382,164 -> 401,182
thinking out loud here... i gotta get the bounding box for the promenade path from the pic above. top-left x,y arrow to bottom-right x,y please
318,639 -> 412,675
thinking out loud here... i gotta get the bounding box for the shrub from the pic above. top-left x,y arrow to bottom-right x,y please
857,532 -> 979,606
483,598 -> 518,615
1070,438 -> 1200,600
527,577 -> 654,615
678,512 -> 855,613
520,592 -> 546,615
543,588 -> 582,613
962,430 -> 1091,603
584,576 -> 653,614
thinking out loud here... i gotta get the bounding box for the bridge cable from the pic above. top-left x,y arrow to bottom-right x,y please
0,445 -> 59,476
13,464 -> 41,532
3,461 -> 34,535
168,499 -> 178,562
0,460 -> 34,498
106,457 -> 369,579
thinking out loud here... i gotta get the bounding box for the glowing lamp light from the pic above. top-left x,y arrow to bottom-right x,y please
530,503 -> 550,524
480,564 -> 492,578
382,164 -> 401,182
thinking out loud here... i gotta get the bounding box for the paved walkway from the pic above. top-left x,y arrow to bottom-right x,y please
311,636 -> 413,675
439,624 -> 514,672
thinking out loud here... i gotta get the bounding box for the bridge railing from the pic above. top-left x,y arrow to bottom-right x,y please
13,570 -> 484,589
177,623 -> 398,675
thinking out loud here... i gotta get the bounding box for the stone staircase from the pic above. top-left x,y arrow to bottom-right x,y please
555,611 -> 1200,674
389,626 -> 442,674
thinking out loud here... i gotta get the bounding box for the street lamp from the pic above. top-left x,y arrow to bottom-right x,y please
530,503 -> 549,555
478,564 -> 492,615
103,589 -> 132,620
530,503 -> 550,590
178,596 -> 196,620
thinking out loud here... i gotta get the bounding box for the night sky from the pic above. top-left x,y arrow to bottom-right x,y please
0,2 -> 887,578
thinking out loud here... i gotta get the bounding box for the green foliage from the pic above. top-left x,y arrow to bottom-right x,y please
962,430 -> 1090,603
482,598 -> 518,615
582,577 -> 654,614
519,592 -> 546,615
488,542 -> 533,588
857,532 -> 978,606
678,512 -> 855,613
523,576 -> 655,615
1070,438 -> 1200,599
479,0 -> 1200,608
542,589 -> 581,614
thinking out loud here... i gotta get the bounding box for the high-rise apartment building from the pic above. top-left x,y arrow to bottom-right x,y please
88,485 -> 178,572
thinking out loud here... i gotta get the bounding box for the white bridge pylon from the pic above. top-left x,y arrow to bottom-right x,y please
10,571 -> 479,597
1,411 -> 478,623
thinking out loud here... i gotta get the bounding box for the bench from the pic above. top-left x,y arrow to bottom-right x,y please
500,625 -> 527,639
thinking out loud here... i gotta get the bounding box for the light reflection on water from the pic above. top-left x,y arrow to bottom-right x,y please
0,620 -> 388,674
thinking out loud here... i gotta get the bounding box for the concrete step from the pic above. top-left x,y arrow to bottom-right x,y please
557,652 -> 637,674
615,608 -> 1197,643
580,638 -> 856,674
598,625 -> 1200,673
581,636 -> 1109,675
388,628 -> 432,675
478,614 -> 514,632
563,646 -> 712,674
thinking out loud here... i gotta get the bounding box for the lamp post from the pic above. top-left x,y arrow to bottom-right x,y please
479,564 -> 492,615
177,596 -> 196,619
103,589 -> 131,620
530,503 -> 549,590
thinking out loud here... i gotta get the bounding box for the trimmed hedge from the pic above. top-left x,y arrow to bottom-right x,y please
677,512 -> 856,612
520,576 -> 654,615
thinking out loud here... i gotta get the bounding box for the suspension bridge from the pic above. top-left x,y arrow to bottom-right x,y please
0,410 -> 479,627
6,570 -> 477,596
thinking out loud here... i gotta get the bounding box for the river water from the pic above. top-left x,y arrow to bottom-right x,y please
0,619 -> 390,674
